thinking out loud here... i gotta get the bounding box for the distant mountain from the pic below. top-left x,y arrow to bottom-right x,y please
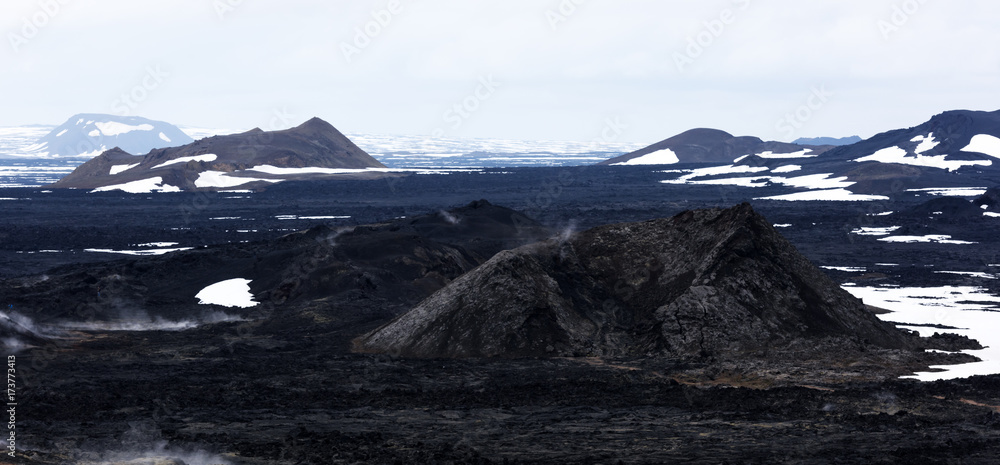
355,204 -> 915,359
601,110 -> 1000,198
25,114 -> 194,158
50,117 -> 388,192
599,128 -> 830,166
819,110 -> 1000,170
794,136 -> 862,146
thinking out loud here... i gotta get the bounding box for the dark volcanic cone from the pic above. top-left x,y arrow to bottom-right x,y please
355,203 -> 912,359
50,117 -> 387,191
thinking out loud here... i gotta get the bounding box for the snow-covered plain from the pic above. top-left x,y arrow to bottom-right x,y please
196,278 -> 258,308
844,284 -> 1000,380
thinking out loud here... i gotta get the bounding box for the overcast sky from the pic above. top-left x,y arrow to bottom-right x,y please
2,0 -> 998,143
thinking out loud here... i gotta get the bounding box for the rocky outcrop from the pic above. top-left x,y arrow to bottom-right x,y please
355,203 -> 913,359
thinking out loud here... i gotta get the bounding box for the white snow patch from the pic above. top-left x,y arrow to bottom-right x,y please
136,242 -> 179,247
194,171 -> 280,189
55,129 -> 68,137
754,149 -> 816,159
878,235 -> 976,245
843,284 -> 1000,380
778,173 -> 854,190
87,129 -> 100,137
84,247 -> 193,256
93,122 -> 155,136
159,132 -> 171,143
247,165 -> 379,175
985,212 -> 1000,218
109,163 -> 139,175
821,266 -> 866,272
773,224 -> 792,228
756,189 -> 889,202
935,271 -> 996,279
196,278 -> 258,308
612,148 -> 680,165
906,187 -> 987,197
151,153 -> 218,169
661,165 -> 770,185
855,145 -> 992,171
771,165 -> 802,174
961,134 -> 1000,158
911,133 -> 939,154
91,177 -> 181,194
852,226 -> 901,236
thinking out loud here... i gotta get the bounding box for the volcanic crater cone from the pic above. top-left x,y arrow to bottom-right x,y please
355,203 -> 913,359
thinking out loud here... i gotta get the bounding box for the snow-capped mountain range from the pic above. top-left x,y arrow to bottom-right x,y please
24,113 -> 194,158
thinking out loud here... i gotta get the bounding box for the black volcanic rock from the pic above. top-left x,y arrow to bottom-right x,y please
0,201 -> 551,332
975,186 -> 1000,211
50,117 -> 387,191
600,128 -> 823,165
355,204 -> 912,359
902,196 -> 983,219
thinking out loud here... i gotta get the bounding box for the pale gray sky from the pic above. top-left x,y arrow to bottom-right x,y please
2,0 -> 998,143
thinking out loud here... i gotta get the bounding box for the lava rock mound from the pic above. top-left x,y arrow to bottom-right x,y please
355,203 -> 912,359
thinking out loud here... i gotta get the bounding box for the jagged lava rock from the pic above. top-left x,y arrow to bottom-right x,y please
355,203 -> 912,359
